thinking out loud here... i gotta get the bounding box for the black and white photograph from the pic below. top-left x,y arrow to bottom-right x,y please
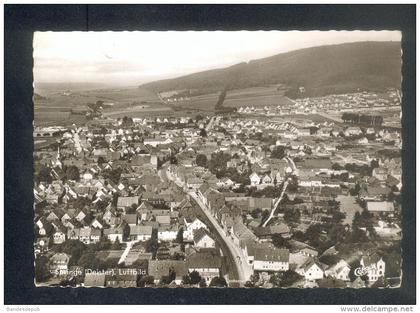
3,3 -> 416,308
32,30 -> 403,289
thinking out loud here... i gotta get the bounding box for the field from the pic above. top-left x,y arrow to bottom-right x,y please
169,92 -> 220,112
223,85 -> 294,108
34,87 -> 164,125
102,104 -> 173,118
164,85 -> 293,112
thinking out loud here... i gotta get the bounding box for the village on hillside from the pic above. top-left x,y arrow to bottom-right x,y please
33,90 -> 402,289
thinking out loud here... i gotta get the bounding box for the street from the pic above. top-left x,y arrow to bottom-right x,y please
164,165 -> 251,286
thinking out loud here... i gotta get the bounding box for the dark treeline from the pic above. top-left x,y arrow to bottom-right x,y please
215,88 -> 235,114
341,112 -> 383,126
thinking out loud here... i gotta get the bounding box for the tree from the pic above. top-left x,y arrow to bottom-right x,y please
182,274 -> 191,285
293,230 -> 305,241
272,234 -> 290,249
351,227 -> 368,243
284,208 -> 301,224
138,275 -> 155,287
176,228 -> 184,244
250,208 -> 262,219
37,166 -> 52,184
97,156 -> 106,165
200,129 -> 207,137
122,116 -> 134,127
260,209 -> 270,226
96,236 -> 112,250
65,165 -> 80,181
55,239 -> 87,266
126,203 -> 137,214
199,278 -> 207,288
189,270 -> 202,285
209,276 -> 228,287
78,252 -> 99,269
168,266 -> 176,283
317,277 -> 347,288
332,211 -> 346,224
145,229 -> 159,258
123,223 -> 130,241
270,270 -> 303,287
35,255 -> 51,282
196,154 -> 208,168
370,159 -> 380,169
170,156 -> 178,165
271,146 -> 286,159
103,167 -> 123,184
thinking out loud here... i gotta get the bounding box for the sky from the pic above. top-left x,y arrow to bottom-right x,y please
33,31 -> 401,87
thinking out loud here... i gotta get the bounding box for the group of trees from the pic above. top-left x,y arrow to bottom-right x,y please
271,146 -> 286,159
247,184 -> 284,198
332,162 -> 376,178
182,270 -> 205,286
300,204 -> 378,253
102,167 -> 123,184
35,255 -> 52,282
120,116 -> 134,127
268,270 -> 303,287
145,229 -> 159,258
204,152 -> 250,184
207,151 -> 231,178
36,165 -> 53,184
271,234 -> 291,249
159,266 -> 177,285
196,154 -> 208,167
283,208 -> 302,225
341,112 -> 383,126
35,163 -> 82,185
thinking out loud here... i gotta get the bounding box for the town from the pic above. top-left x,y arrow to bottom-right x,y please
33,90 -> 402,289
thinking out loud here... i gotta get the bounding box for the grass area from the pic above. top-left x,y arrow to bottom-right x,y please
34,87 -> 163,124
224,95 -> 293,108
172,93 -> 219,112
224,85 -> 293,108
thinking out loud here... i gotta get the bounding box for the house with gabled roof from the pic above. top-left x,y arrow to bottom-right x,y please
129,225 -> 153,242
184,217 -> 208,241
148,260 -> 188,285
193,228 -> 215,249
249,172 -> 261,186
103,208 -> 119,227
231,221 -> 257,247
187,250 -> 222,283
325,259 -> 351,281
242,242 -> 289,272
104,227 -> 124,243
296,258 -> 325,281
157,225 -> 178,242
117,196 -> 140,211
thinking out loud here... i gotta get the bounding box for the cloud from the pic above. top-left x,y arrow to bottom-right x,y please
33,31 -> 401,84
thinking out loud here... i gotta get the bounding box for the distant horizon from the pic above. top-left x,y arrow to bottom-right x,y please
34,33 -> 401,89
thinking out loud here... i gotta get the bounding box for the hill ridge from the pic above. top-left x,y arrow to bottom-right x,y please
140,41 -> 401,98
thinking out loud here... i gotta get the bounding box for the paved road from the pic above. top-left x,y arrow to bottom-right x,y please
118,241 -> 135,264
188,191 -> 253,285
205,116 -> 216,132
164,166 -> 249,286
262,179 -> 289,227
